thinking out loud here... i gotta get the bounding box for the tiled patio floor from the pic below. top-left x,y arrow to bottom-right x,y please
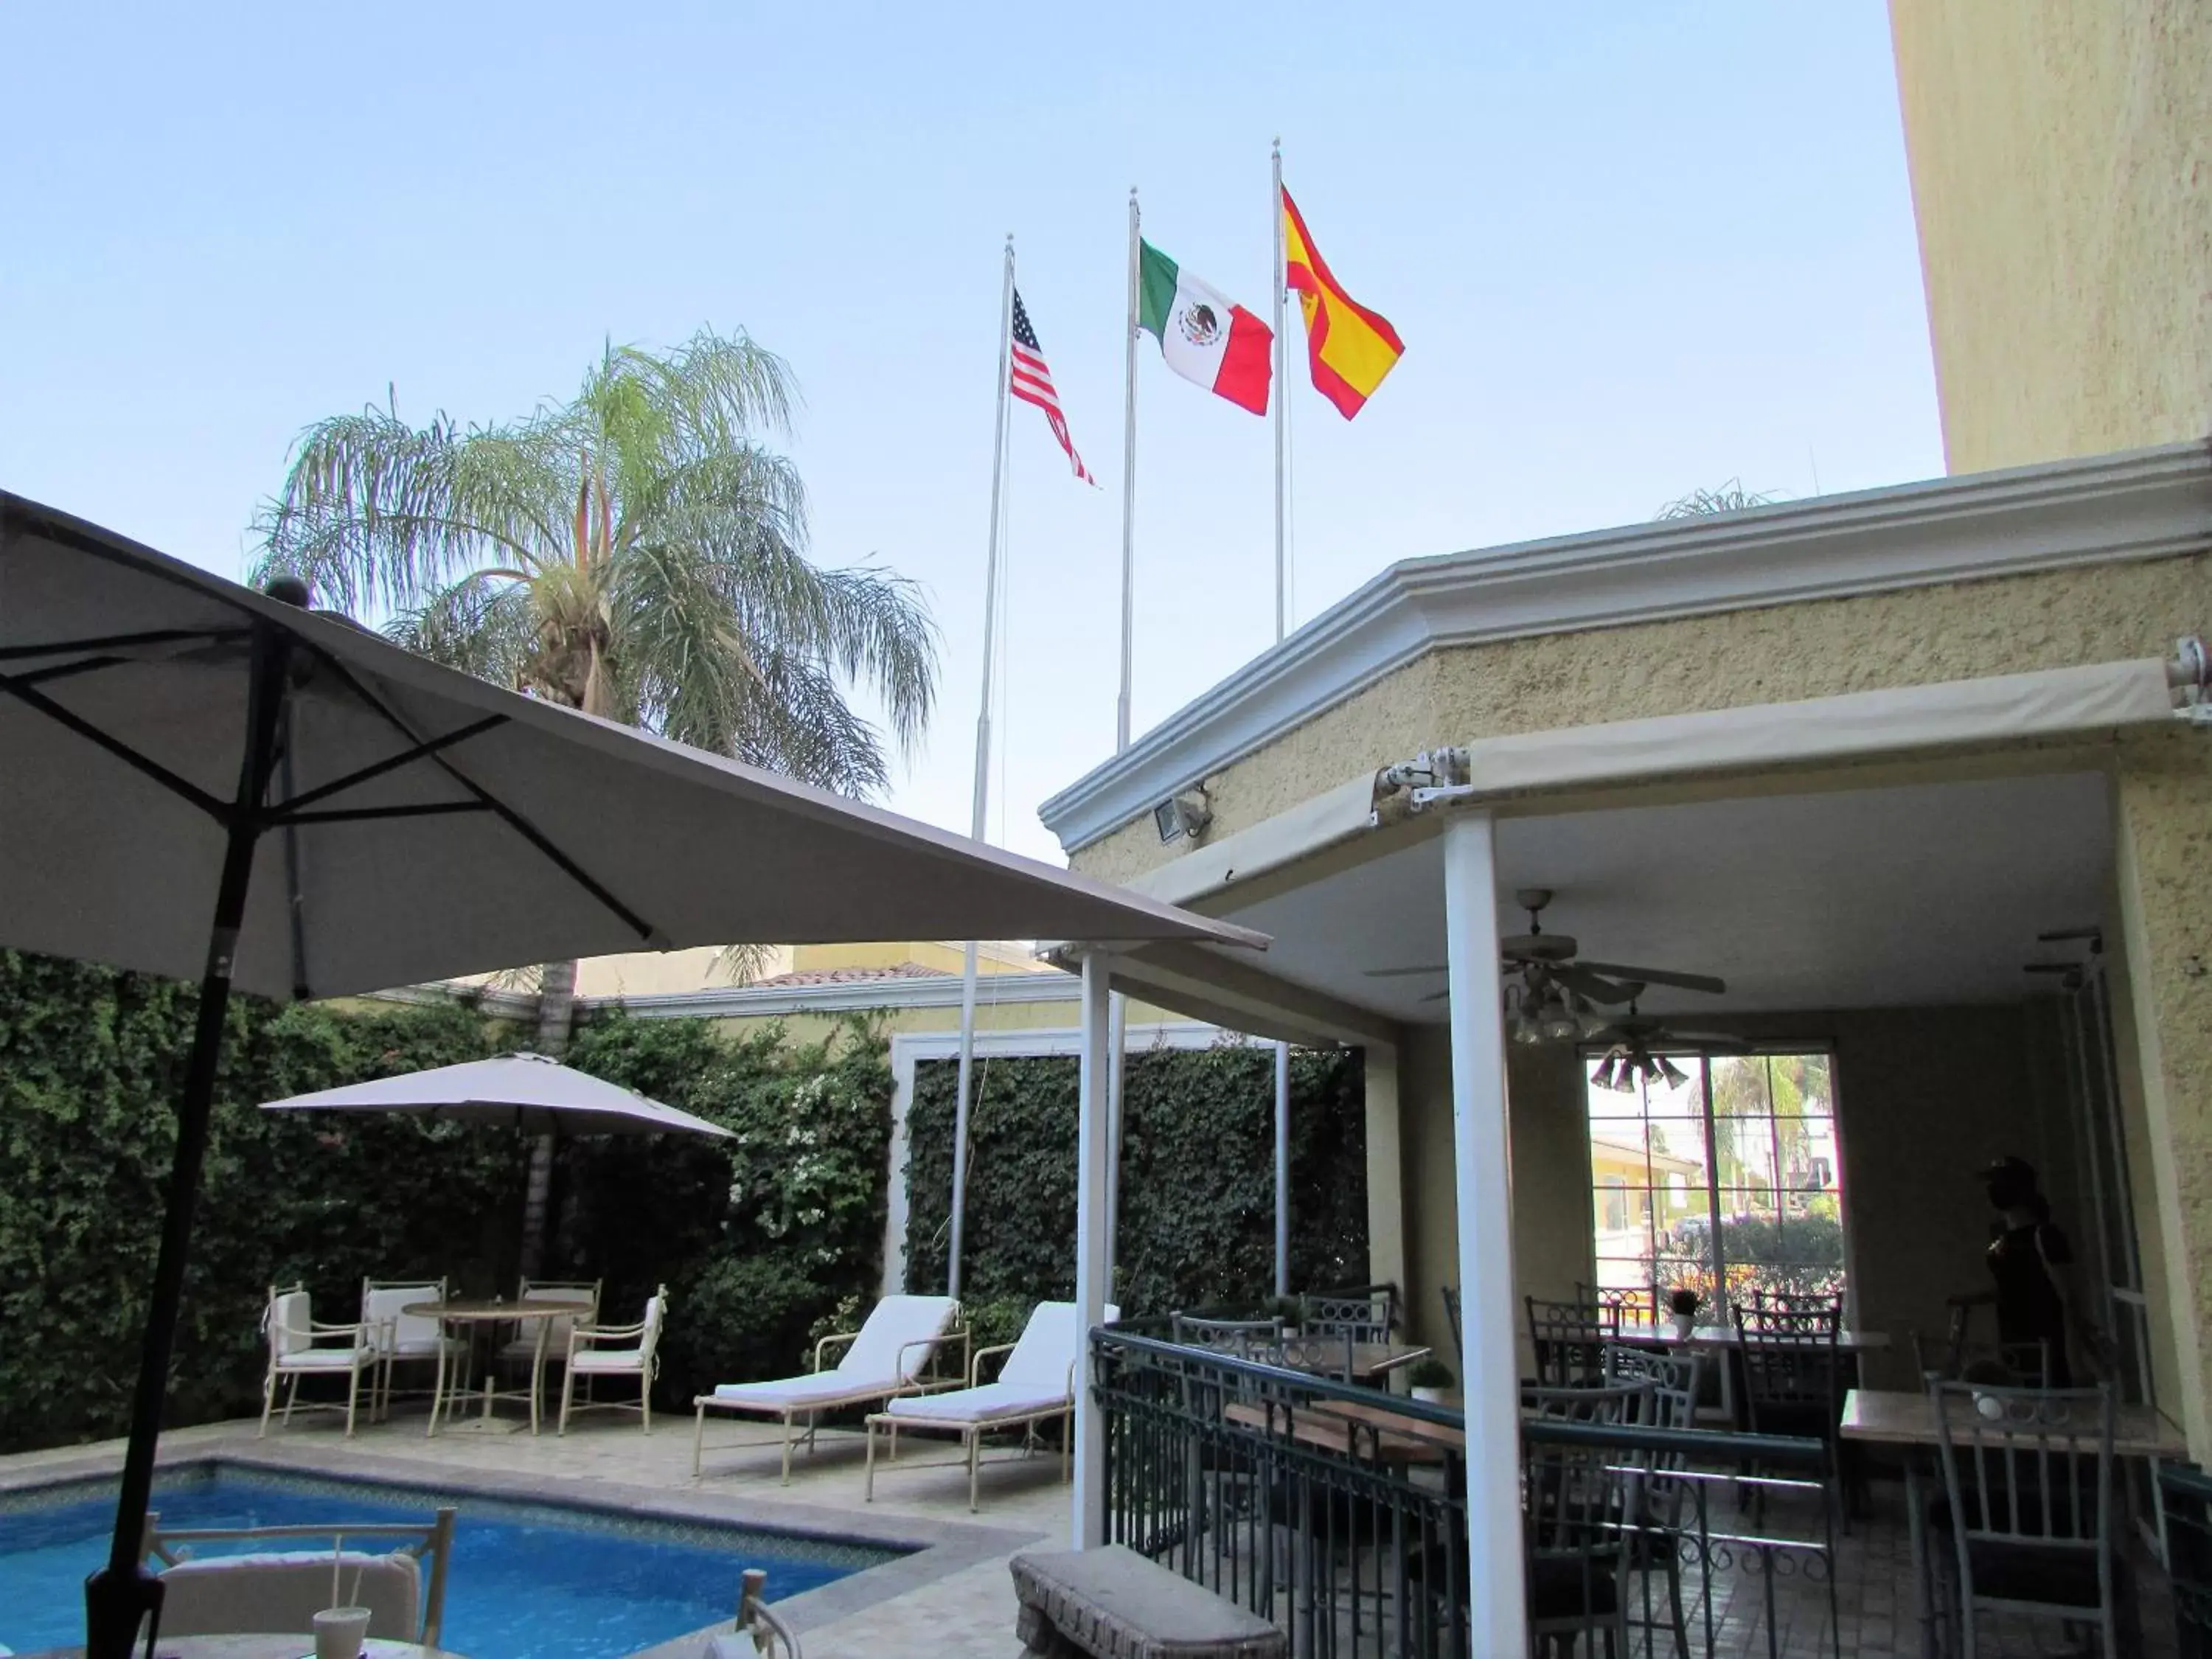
0,1416 -> 2176,1657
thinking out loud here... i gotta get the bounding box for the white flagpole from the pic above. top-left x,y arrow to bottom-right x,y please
1272,139 -> 1288,641
1270,139 -> 1293,1299
948,234 -> 1016,1303
1116,188 -> 1141,751
1105,190 -> 1143,1282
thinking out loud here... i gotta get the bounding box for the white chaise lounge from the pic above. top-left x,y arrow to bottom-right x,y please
692,1293 -> 963,1483
863,1299 -> 1116,1512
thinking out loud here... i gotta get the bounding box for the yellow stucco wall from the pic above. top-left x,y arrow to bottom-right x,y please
2114,727 -> 2212,1450
1888,0 -> 2212,473
1072,554 -> 2212,887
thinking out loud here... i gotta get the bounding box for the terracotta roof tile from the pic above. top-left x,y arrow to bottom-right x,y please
748,962 -> 950,989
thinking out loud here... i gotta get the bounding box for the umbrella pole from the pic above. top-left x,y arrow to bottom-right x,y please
86,623 -> 292,1659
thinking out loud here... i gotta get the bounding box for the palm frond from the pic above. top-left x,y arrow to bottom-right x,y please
384,571 -> 537,689
253,409 -> 572,613
1656,479 -> 1781,519
254,330 -> 935,796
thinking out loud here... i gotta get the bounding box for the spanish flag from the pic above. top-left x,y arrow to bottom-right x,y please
1281,186 -> 1404,419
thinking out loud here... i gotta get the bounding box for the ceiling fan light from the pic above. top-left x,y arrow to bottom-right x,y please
1541,1009 -> 1582,1042
1510,1013 -> 1544,1046
1657,1055 -> 1691,1090
1589,1054 -> 1614,1090
1610,1057 -> 1640,1093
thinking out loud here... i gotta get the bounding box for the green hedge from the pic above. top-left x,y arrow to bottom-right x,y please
0,953 -> 891,1454
553,1013 -> 891,1404
901,1040 -> 1368,1320
0,950 -> 518,1453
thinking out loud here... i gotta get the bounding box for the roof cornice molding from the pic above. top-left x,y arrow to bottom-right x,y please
1039,441 -> 2212,853
582,971 -> 1077,1020
367,971 -> 1077,1022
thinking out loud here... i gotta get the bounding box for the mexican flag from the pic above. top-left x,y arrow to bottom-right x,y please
1138,240 -> 1273,415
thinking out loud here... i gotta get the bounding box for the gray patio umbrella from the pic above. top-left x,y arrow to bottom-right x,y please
0,492 -> 1265,1658
259,1051 -> 734,1138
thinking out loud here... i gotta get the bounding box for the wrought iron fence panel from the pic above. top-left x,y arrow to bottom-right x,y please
1094,1326 -> 1839,1659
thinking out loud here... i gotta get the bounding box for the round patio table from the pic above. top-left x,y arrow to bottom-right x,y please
405,1297 -> 591,1438
15,1639 -> 465,1658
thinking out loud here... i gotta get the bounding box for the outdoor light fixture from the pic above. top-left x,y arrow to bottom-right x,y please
1152,786 -> 1213,844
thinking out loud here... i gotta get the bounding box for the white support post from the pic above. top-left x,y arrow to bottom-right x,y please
1105,992 -> 1129,1275
1071,950 -> 1113,1549
1440,810 -> 1526,1653
1273,1040 -> 1292,1298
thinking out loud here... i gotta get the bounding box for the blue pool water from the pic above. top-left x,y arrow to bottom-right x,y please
0,1465 -> 894,1658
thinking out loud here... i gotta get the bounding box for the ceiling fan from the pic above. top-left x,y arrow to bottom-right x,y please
1367,889 -> 1726,1034
1585,995 -> 1749,1092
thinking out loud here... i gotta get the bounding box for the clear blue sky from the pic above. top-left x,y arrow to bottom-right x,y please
1,3 -> 1940,864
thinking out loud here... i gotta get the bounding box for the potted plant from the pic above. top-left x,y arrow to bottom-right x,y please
1667,1288 -> 1701,1340
1406,1357 -> 1455,1405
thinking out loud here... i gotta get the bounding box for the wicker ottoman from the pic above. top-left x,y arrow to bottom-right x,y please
1009,1546 -> 1287,1659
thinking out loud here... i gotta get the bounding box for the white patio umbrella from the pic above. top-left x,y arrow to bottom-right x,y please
260,1051 -> 733,1139
0,492 -> 1265,1658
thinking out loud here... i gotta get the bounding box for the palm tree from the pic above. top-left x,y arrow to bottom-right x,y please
254,329 -> 938,1267
1657,479 -> 1780,518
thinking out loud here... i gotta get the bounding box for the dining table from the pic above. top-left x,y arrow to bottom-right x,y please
1613,1321 -> 1891,1422
1225,1396 -> 1464,1464
1272,1340 -> 1433,1384
1840,1385 -> 2187,1659
406,1296 -> 593,1437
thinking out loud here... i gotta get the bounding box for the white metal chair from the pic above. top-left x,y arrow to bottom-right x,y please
498,1274 -> 599,1354
1930,1379 -> 2124,1656
257,1283 -> 376,1438
558,1284 -> 669,1433
145,1506 -> 454,1644
361,1276 -> 465,1422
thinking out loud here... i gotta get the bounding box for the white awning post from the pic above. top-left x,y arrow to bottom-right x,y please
1440,810 -> 1528,1653
1105,992 -> 1129,1273
1071,950 -> 1113,1548
1274,1040 -> 1292,1298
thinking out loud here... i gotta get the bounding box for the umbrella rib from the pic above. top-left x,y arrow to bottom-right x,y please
0,627 -> 251,665
0,665 -> 229,820
281,801 -> 491,824
268,713 -> 509,818
299,647 -> 664,946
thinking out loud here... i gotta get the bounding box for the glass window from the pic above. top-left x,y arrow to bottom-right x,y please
1585,1048 -> 1848,1316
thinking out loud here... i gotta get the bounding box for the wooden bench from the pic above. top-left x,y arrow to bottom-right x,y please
1009,1546 -> 1287,1658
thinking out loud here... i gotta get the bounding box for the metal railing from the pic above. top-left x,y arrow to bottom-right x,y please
1093,1325 -> 1840,1658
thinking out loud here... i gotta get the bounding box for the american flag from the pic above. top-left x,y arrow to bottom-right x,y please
1009,288 -> 1096,485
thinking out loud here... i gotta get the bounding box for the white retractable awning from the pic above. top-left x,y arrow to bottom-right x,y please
1130,655 -> 2183,918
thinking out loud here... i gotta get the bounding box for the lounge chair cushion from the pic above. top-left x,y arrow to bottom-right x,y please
571,1347 -> 646,1374
835,1294 -> 958,1382
885,1381 -> 1071,1425
159,1549 -> 419,1638
711,1371 -> 892,1410
998,1301 -> 1117,1390
362,1286 -> 445,1354
274,1346 -> 373,1371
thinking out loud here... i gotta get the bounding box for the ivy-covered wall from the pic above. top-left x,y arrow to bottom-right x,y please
0,953 -> 889,1455
901,1041 -> 1367,1327
1,947 -> 1367,1458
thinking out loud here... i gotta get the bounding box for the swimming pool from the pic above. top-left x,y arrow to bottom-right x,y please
0,1463 -> 898,1658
